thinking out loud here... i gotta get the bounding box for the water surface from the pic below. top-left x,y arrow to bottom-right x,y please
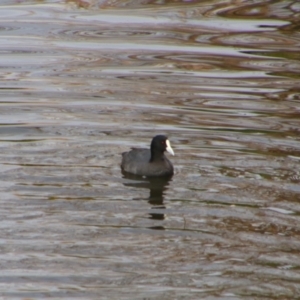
1,0 -> 300,298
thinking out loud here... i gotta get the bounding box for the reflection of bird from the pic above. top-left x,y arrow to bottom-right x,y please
122,174 -> 172,222
121,135 -> 175,177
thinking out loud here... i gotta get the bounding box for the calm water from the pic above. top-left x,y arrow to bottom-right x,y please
1,0 -> 300,299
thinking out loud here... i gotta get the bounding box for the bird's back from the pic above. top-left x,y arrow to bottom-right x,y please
121,148 -> 173,177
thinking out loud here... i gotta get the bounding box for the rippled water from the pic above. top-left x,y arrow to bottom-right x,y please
1,0 -> 300,298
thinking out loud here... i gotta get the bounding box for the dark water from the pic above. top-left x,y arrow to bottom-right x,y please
1,0 -> 300,298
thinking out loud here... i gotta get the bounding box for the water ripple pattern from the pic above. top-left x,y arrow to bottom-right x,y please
0,0 -> 300,298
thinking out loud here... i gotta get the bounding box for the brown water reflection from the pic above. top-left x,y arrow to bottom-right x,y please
1,0 -> 300,298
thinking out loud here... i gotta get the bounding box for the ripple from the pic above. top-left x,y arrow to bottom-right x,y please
216,0 -> 298,20
212,33 -> 300,50
54,28 -> 154,38
0,25 -> 19,31
53,27 -> 199,49
240,58 -> 300,73
1,1 -> 300,299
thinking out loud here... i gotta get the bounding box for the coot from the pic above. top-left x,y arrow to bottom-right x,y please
121,135 -> 175,177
